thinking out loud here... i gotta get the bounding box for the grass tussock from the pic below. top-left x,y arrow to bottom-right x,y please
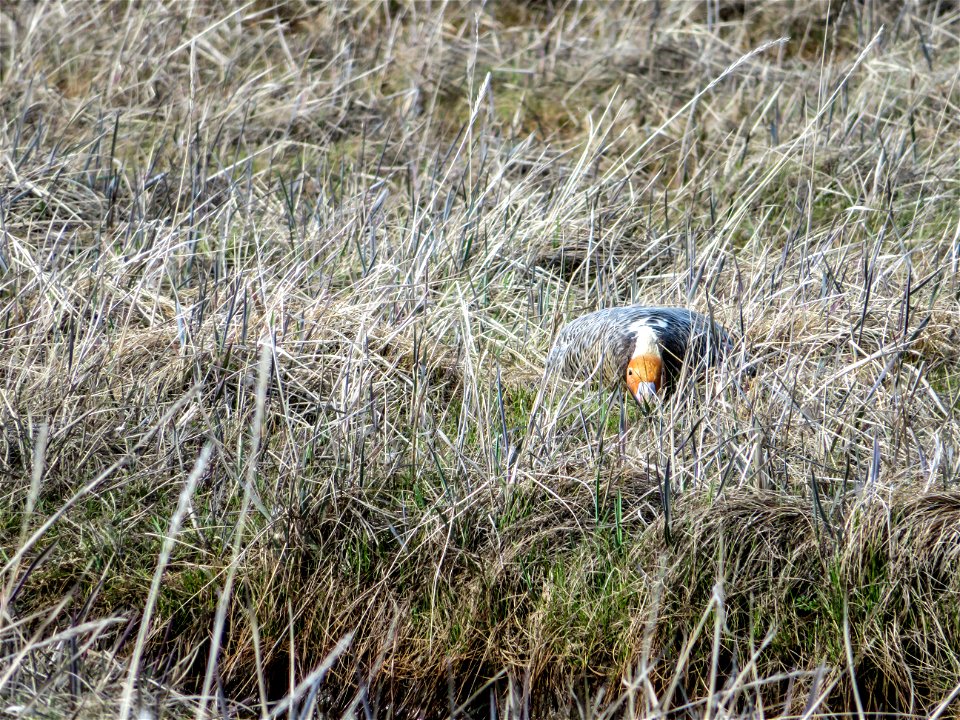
1,0 -> 960,717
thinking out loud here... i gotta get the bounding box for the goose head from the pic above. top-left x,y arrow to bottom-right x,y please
625,325 -> 663,403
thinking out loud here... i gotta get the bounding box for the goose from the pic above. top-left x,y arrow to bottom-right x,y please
546,306 -> 747,403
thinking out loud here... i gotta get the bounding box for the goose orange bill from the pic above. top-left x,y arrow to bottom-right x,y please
626,354 -> 661,401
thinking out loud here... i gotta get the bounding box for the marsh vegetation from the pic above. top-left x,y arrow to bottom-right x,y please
1,1 -> 959,717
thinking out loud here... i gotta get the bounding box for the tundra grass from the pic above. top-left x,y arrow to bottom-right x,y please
1,1 -> 960,718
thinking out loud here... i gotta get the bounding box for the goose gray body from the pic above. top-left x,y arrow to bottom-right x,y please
546,306 -> 737,396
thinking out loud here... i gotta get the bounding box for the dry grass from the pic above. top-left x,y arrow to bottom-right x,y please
1,1 -> 960,717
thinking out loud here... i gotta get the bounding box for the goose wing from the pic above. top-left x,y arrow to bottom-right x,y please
546,307 -> 638,384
